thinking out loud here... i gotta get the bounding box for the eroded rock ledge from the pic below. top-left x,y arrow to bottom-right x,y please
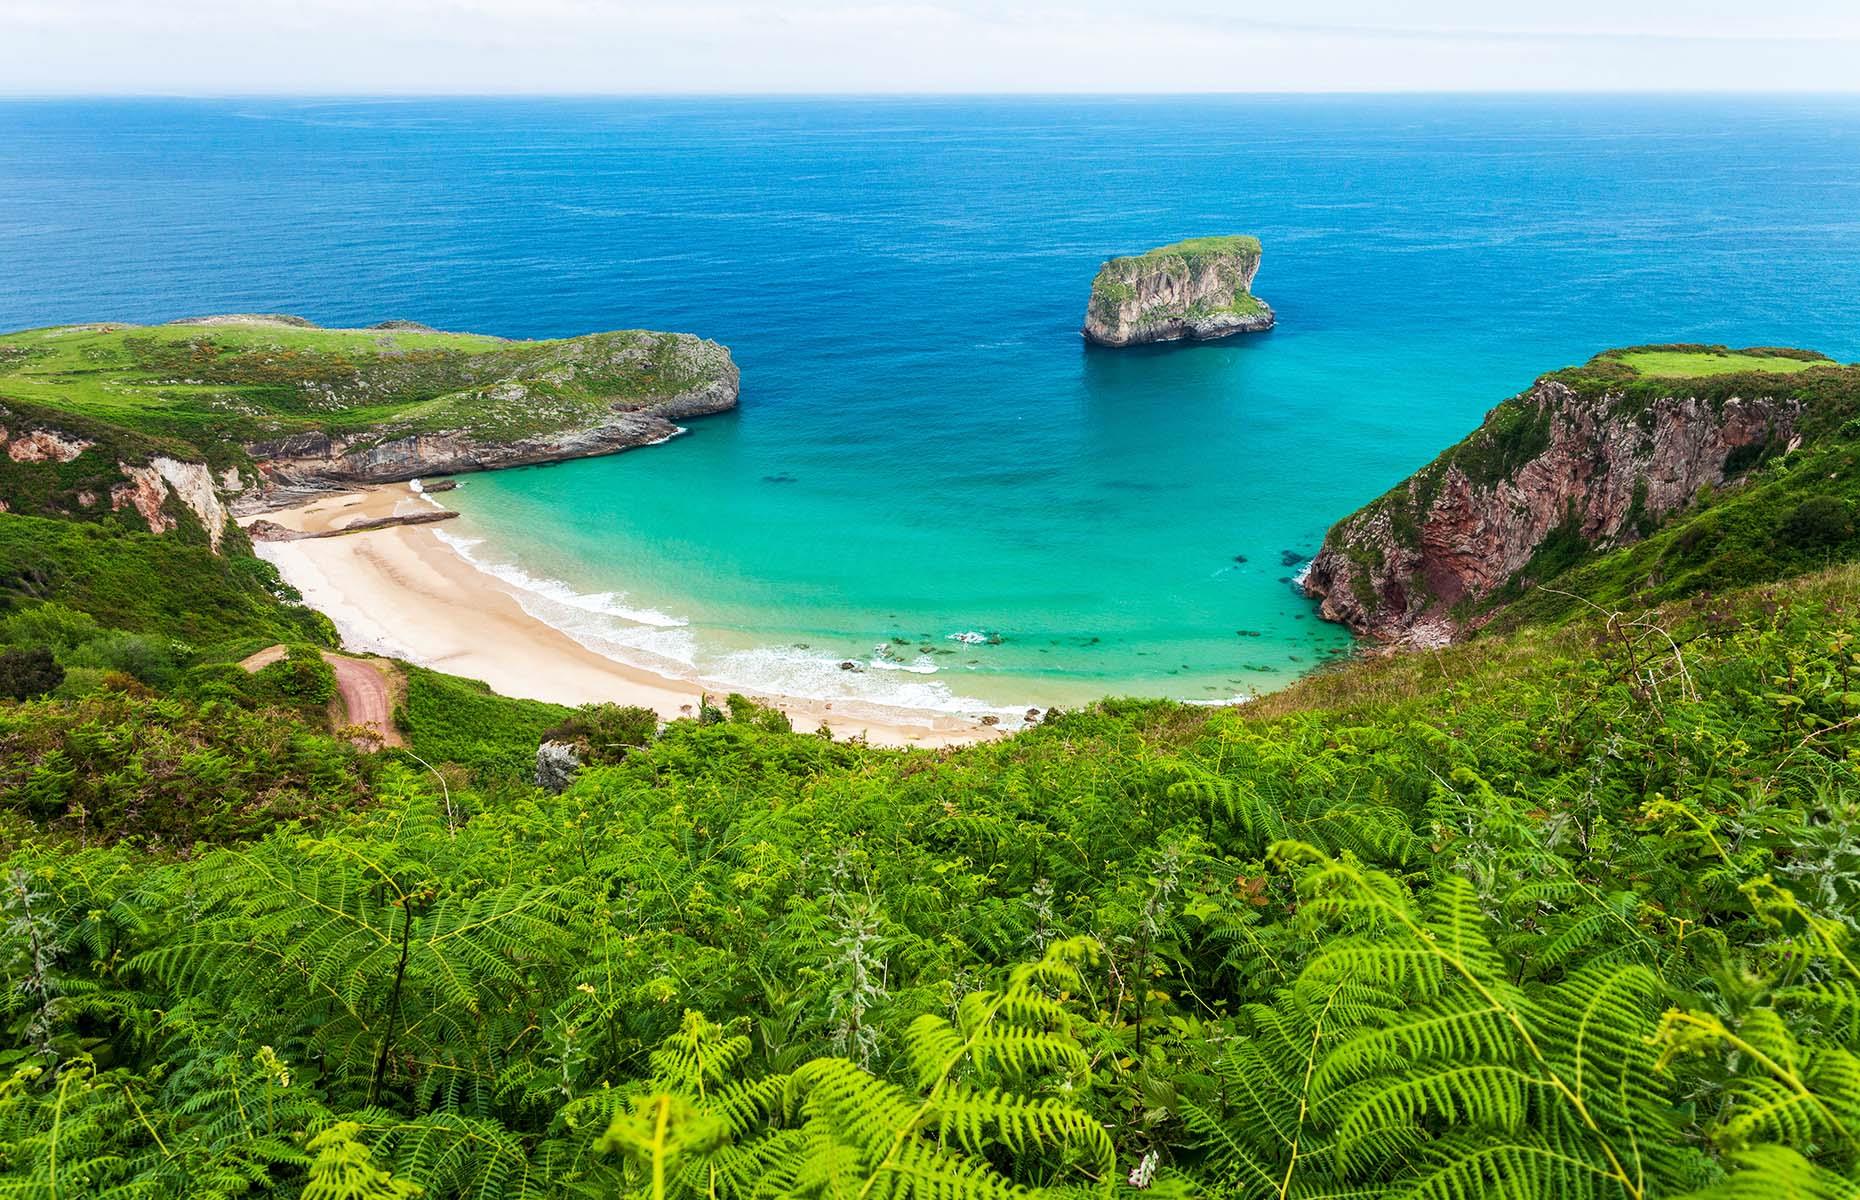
1083,236 -> 1275,347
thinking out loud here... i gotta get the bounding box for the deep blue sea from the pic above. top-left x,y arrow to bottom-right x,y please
4,96 -> 1859,713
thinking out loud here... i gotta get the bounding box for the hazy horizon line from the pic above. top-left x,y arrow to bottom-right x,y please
6,88 -> 1860,101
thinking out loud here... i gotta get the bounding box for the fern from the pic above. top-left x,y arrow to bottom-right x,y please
299,1121 -> 422,1200
597,939 -> 1113,1198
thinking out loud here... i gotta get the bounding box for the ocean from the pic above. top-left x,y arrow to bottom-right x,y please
4,95 -> 1860,713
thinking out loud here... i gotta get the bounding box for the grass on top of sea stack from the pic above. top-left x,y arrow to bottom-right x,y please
1132,234 -> 1262,262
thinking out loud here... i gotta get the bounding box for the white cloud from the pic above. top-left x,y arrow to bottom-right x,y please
1,0 -> 1856,92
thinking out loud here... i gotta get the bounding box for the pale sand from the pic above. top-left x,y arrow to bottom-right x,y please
242,485 -> 1010,749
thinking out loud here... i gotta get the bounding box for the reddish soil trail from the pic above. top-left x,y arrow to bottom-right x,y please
239,645 -> 403,748
323,654 -> 403,747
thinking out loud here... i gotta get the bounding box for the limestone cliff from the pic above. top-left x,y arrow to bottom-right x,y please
1083,236 -> 1274,347
1303,348 -> 1841,645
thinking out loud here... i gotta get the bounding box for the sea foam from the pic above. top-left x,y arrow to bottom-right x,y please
429,529 -> 1026,724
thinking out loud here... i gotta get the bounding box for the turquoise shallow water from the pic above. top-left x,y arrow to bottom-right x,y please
4,97 -> 1860,713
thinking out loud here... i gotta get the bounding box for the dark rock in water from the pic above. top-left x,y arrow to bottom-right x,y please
980,715 -> 1001,727
986,634 -> 1005,645
838,660 -> 862,672
1025,708 -> 1042,724
1278,576 -> 1291,584
535,740 -> 581,794
1233,554 -> 1248,564
1235,629 -> 1261,637
1280,550 -> 1307,567
421,478 -> 459,493
762,473 -> 798,484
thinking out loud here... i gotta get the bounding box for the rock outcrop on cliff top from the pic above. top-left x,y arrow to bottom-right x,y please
1304,346 -> 1854,646
1083,236 -> 1275,347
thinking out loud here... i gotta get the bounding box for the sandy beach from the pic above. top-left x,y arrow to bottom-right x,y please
243,485 -> 1010,749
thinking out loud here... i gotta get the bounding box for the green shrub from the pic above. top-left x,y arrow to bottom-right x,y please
0,647 -> 63,700
0,689 -> 367,843
725,692 -> 793,733
0,601 -> 102,654
541,702 -> 660,765
51,665 -> 107,700
1781,494 -> 1853,547
63,630 -> 181,689
251,646 -> 336,711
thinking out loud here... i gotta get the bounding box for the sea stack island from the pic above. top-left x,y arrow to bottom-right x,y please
1082,235 -> 1275,347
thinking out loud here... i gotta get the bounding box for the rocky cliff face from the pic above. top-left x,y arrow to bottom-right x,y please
108,457 -> 234,551
1083,236 -> 1274,347
1304,372 -> 1806,646
243,389 -> 735,495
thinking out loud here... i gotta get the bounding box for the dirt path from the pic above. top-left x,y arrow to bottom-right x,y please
239,645 -> 404,747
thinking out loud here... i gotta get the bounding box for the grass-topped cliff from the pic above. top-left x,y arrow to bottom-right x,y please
1083,235 -> 1274,346
3,334 -> 1860,1197
0,316 -> 739,530
1305,344 -> 1860,643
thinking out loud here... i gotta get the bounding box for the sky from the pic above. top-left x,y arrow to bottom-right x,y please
2,0 -> 1858,94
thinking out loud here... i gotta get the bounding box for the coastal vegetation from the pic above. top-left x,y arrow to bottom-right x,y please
1128,234 -> 1263,262
3,335 -> 1860,1198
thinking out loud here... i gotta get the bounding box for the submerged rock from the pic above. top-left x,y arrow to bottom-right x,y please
1083,236 -> 1275,347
